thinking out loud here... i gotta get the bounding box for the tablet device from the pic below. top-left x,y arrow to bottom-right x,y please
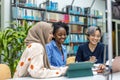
65,62 -> 93,78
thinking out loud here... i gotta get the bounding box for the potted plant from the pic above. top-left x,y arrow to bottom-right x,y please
0,21 -> 32,77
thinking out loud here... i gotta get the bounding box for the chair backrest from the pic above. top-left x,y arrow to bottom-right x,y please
0,64 -> 11,80
112,56 -> 120,73
67,56 -> 75,65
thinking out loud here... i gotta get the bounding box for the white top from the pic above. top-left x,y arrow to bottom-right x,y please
14,43 -> 67,78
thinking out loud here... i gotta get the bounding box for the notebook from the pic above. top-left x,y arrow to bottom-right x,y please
65,62 -> 94,78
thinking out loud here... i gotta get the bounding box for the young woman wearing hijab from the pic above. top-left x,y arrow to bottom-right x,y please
75,26 -> 107,73
46,22 -> 69,67
14,22 -> 68,78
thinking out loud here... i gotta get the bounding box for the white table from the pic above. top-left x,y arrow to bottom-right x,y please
8,72 -> 120,80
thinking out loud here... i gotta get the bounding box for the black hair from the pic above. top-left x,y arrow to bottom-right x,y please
52,21 -> 69,35
96,27 -> 102,35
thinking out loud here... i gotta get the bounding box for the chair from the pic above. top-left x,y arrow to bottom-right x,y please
67,56 -> 75,65
0,64 -> 11,80
112,56 -> 120,73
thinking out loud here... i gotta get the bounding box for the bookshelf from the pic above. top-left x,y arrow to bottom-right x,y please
11,0 -> 103,56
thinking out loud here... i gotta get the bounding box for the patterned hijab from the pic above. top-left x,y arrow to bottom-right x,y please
25,21 -> 52,68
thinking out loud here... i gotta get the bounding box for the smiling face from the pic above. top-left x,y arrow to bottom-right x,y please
54,27 -> 67,44
88,30 -> 101,45
47,29 -> 53,43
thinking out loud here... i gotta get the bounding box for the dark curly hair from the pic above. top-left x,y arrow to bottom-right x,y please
52,21 -> 69,35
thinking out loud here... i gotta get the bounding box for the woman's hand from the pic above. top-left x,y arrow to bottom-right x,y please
89,56 -> 97,63
95,64 -> 106,73
60,66 -> 68,76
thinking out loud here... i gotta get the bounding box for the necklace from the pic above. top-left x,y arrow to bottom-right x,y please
89,44 -> 97,52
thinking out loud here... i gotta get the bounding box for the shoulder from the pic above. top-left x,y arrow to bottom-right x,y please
79,42 -> 88,48
26,43 -> 44,53
27,43 -> 43,49
96,42 -> 104,51
97,42 -> 104,47
46,40 -> 57,50
62,45 -> 67,50
46,40 -> 55,47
